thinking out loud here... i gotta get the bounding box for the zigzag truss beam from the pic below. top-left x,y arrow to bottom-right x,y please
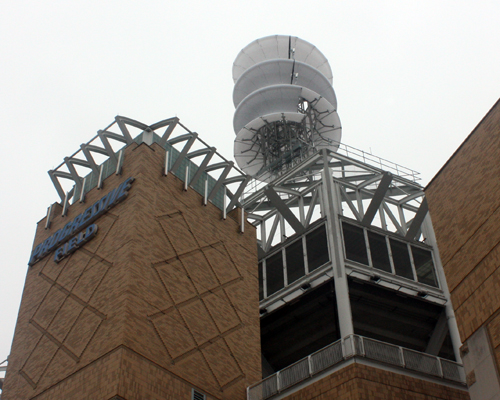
47,116 -> 249,221
242,149 -> 428,253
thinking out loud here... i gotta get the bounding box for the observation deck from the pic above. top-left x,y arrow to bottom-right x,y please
247,334 -> 465,400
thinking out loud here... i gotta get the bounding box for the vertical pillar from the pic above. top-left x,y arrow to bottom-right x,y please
321,150 -> 354,338
422,213 -> 463,363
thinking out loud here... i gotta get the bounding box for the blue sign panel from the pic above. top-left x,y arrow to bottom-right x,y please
29,177 -> 135,266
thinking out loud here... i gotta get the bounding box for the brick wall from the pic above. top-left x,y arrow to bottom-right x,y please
2,141 -> 261,400
283,363 -> 469,400
425,99 -> 500,395
426,99 -> 500,347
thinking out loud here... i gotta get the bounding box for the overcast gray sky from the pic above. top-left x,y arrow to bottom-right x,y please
1,0 -> 499,365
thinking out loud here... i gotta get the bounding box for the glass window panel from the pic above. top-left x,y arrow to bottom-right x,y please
306,224 -> 330,272
390,239 -> 414,280
342,222 -> 369,265
258,262 -> 264,300
286,239 -> 305,284
412,246 -> 438,287
266,251 -> 284,296
368,231 -> 392,273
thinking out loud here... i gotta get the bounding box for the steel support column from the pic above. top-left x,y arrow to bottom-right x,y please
421,213 -> 463,363
321,150 -> 354,338
405,197 -> 428,240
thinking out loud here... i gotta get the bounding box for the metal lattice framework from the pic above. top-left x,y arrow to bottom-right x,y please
47,116 -> 250,220
242,146 -> 463,366
242,147 -> 440,315
49,116 -> 179,202
45,115 -> 463,368
243,148 -> 426,253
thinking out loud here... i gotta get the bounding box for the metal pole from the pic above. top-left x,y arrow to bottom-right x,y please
115,149 -> 123,175
184,165 -> 189,191
45,204 -> 53,229
399,346 -> 405,367
421,213 -> 463,363
321,150 -> 354,338
62,192 -> 69,217
203,178 -> 208,206
222,186 -> 227,220
97,164 -> 104,189
437,357 -> 444,378
79,177 -> 87,203
240,206 -> 245,234
164,150 -> 169,176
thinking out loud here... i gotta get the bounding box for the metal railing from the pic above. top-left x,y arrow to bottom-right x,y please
247,335 -> 465,400
242,141 -> 422,202
336,142 -> 420,183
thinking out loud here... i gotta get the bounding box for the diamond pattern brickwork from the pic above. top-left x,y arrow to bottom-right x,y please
3,142 -> 260,400
426,101 -> 500,343
145,211 -> 253,393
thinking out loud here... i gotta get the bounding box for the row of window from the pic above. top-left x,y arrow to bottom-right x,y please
342,221 -> 438,287
258,220 -> 439,302
258,224 -> 330,300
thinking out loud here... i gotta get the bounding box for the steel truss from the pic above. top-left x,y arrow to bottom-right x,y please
242,148 -> 463,363
243,148 -> 426,251
46,116 -> 250,221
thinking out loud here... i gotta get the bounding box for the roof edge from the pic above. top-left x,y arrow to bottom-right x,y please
425,97 -> 500,191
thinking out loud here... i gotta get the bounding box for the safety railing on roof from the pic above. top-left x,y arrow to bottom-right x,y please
241,140 -> 422,201
247,335 -> 465,400
336,142 -> 420,183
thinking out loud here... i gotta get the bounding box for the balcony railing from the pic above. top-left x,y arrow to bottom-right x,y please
247,335 -> 465,400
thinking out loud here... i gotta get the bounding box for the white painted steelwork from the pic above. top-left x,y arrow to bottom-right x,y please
243,145 -> 463,364
233,35 -> 333,84
0,359 -> 7,397
46,117 -> 250,221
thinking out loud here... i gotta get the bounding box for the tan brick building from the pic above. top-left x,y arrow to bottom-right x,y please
2,112 -> 471,399
2,119 -> 261,400
426,98 -> 500,400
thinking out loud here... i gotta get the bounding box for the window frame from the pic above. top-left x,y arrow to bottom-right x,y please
340,218 -> 440,288
259,220 -> 330,299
